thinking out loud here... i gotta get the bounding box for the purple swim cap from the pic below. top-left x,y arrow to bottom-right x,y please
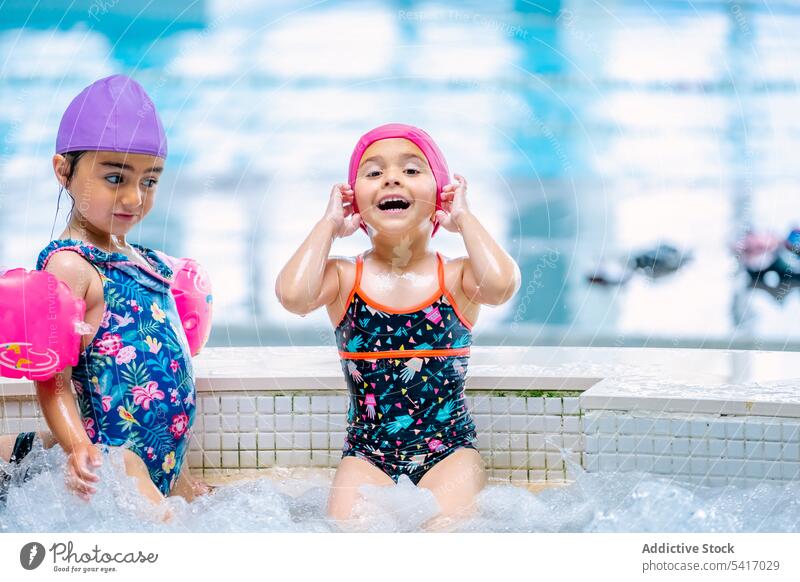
348,123 -> 450,236
56,74 -> 167,159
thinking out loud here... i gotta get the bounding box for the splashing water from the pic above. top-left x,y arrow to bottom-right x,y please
2,440 -> 799,532
462,473 -> 800,533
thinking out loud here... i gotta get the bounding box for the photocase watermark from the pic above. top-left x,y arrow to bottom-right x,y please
555,9 -> 599,54
728,1 -> 752,36
88,0 -> 120,22
391,235 -> 413,273
49,160 -> 98,395
19,542 -> 46,570
511,247 -> 561,330
20,540 -> 159,574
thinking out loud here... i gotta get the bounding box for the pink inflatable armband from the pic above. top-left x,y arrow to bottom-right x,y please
168,257 -> 213,357
0,268 -> 87,380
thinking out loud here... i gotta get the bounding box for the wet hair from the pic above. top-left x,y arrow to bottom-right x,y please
61,150 -> 86,188
51,150 -> 87,239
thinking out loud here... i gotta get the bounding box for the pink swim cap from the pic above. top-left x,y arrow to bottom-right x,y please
348,123 -> 450,236
56,74 -> 167,158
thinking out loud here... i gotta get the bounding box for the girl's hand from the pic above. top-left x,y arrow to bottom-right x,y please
64,442 -> 103,501
323,183 -> 361,238
435,174 -> 472,233
182,468 -> 217,497
191,479 -> 217,497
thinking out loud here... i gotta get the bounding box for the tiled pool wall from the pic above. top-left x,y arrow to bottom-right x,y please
0,392 -> 583,482
3,392 -> 800,485
584,410 -> 800,486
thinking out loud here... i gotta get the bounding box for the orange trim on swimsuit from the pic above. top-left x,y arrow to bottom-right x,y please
334,256 -> 364,328
339,347 -> 471,360
436,252 -> 474,331
355,288 -> 444,315
338,252 -> 475,330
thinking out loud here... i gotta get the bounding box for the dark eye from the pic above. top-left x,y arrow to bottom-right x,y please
365,170 -> 382,178
105,174 -> 122,185
405,168 -> 420,175
143,178 -> 158,188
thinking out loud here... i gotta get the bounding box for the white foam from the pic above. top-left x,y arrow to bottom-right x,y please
349,475 -> 441,532
2,448 -> 799,532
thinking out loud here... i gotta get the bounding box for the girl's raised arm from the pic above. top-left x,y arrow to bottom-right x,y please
436,174 -> 521,305
275,183 -> 361,314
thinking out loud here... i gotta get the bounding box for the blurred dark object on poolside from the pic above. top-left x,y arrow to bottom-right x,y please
630,243 -> 693,278
586,257 -> 633,286
586,242 -> 692,286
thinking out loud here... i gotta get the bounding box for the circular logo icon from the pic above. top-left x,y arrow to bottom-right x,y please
19,542 -> 46,570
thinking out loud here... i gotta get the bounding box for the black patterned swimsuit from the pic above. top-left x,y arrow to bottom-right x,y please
334,253 -> 478,485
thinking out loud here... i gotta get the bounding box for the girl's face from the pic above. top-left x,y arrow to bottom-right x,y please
54,150 -> 163,237
355,138 -> 437,236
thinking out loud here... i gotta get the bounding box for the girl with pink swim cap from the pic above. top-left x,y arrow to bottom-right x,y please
276,123 -> 520,524
0,75 -> 212,514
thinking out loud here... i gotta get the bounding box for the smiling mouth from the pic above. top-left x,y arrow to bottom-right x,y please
376,197 -> 412,212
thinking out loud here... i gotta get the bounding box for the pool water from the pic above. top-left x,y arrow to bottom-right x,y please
2,441 -> 798,533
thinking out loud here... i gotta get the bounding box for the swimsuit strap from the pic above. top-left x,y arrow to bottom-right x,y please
354,254 -> 365,290
38,241 -> 106,281
337,255 -> 364,327
339,252 -> 456,324
435,252 -> 446,295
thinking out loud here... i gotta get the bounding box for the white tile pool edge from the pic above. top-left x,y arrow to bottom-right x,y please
2,346 -> 800,485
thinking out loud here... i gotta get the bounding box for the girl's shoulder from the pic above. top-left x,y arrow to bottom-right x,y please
438,253 -> 469,278
328,254 -> 359,288
433,253 -> 470,294
36,239 -> 107,272
35,239 -> 104,307
432,254 -> 480,326
323,255 -> 359,327
36,239 -> 172,280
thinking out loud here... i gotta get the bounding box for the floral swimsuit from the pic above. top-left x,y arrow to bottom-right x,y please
37,240 -> 195,495
335,253 -> 478,485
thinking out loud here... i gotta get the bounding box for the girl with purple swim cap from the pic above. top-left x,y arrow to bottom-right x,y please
19,75 -> 212,513
276,124 -> 521,525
